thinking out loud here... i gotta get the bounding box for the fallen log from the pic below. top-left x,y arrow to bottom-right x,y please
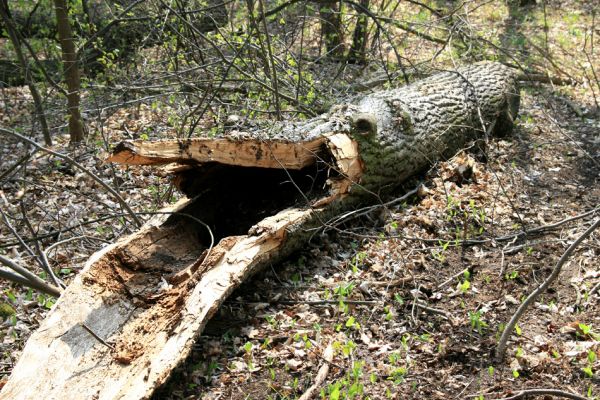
0,61 -> 519,399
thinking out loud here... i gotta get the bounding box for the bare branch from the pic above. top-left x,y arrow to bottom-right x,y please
495,218 -> 600,361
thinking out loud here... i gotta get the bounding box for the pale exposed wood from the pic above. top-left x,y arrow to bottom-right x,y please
0,201 -> 319,400
107,137 -> 327,170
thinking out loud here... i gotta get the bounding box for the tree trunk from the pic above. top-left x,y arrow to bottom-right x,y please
319,0 -> 345,58
0,62 -> 519,400
348,0 -> 369,63
53,0 -> 85,143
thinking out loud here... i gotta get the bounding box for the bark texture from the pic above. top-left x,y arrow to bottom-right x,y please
54,0 -> 84,143
319,1 -> 345,57
0,62 -> 519,400
350,61 -> 519,191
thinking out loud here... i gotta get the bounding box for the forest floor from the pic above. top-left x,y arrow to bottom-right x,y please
1,1 -> 599,399
3,76 -> 598,400
149,85 -> 599,399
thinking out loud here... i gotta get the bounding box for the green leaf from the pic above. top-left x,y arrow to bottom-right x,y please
346,316 -> 356,328
460,280 -> 470,293
369,373 -> 377,383
588,350 -> 597,363
330,385 -> 340,400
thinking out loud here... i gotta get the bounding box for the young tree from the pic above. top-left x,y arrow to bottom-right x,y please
348,0 -> 369,63
53,0 -> 84,143
319,0 -> 345,58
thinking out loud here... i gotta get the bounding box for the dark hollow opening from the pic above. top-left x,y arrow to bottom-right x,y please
165,153 -> 335,246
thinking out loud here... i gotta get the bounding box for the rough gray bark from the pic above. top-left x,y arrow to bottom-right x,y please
0,62 -> 519,400
348,62 -> 519,192
348,0 -> 369,63
319,0 -> 345,58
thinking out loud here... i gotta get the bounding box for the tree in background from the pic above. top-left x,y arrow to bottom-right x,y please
53,0 -> 84,143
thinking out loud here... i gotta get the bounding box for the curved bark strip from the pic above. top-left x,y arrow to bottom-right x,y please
0,62 -> 519,400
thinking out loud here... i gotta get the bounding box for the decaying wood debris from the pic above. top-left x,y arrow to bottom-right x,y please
0,62 -> 519,399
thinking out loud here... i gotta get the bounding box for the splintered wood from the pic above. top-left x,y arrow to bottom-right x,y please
107,137 -> 327,170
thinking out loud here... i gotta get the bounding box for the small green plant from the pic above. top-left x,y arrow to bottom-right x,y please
515,324 -> 522,336
387,367 -> 408,384
578,323 -> 600,340
350,251 -> 367,273
369,373 -> 377,384
333,340 -> 357,358
383,306 -> 393,321
505,270 -> 519,281
388,352 -> 401,365
394,293 -> 404,305
290,272 -> 302,286
333,282 -> 356,298
432,240 -> 450,262
582,350 -> 597,378
264,315 -> 278,329
460,270 -> 471,294
401,334 -> 410,351
345,316 -> 360,330
582,366 -> 594,378
515,346 -> 524,358
552,349 -> 560,359
469,310 -> 488,334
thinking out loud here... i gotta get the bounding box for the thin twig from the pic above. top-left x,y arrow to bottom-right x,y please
19,201 -> 64,289
437,268 -> 469,290
298,341 -> 334,400
0,255 -> 62,297
415,301 -> 451,320
494,388 -> 589,400
272,299 -> 378,306
495,218 -> 600,361
43,235 -> 111,258
0,268 -> 58,296
80,323 -> 115,351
